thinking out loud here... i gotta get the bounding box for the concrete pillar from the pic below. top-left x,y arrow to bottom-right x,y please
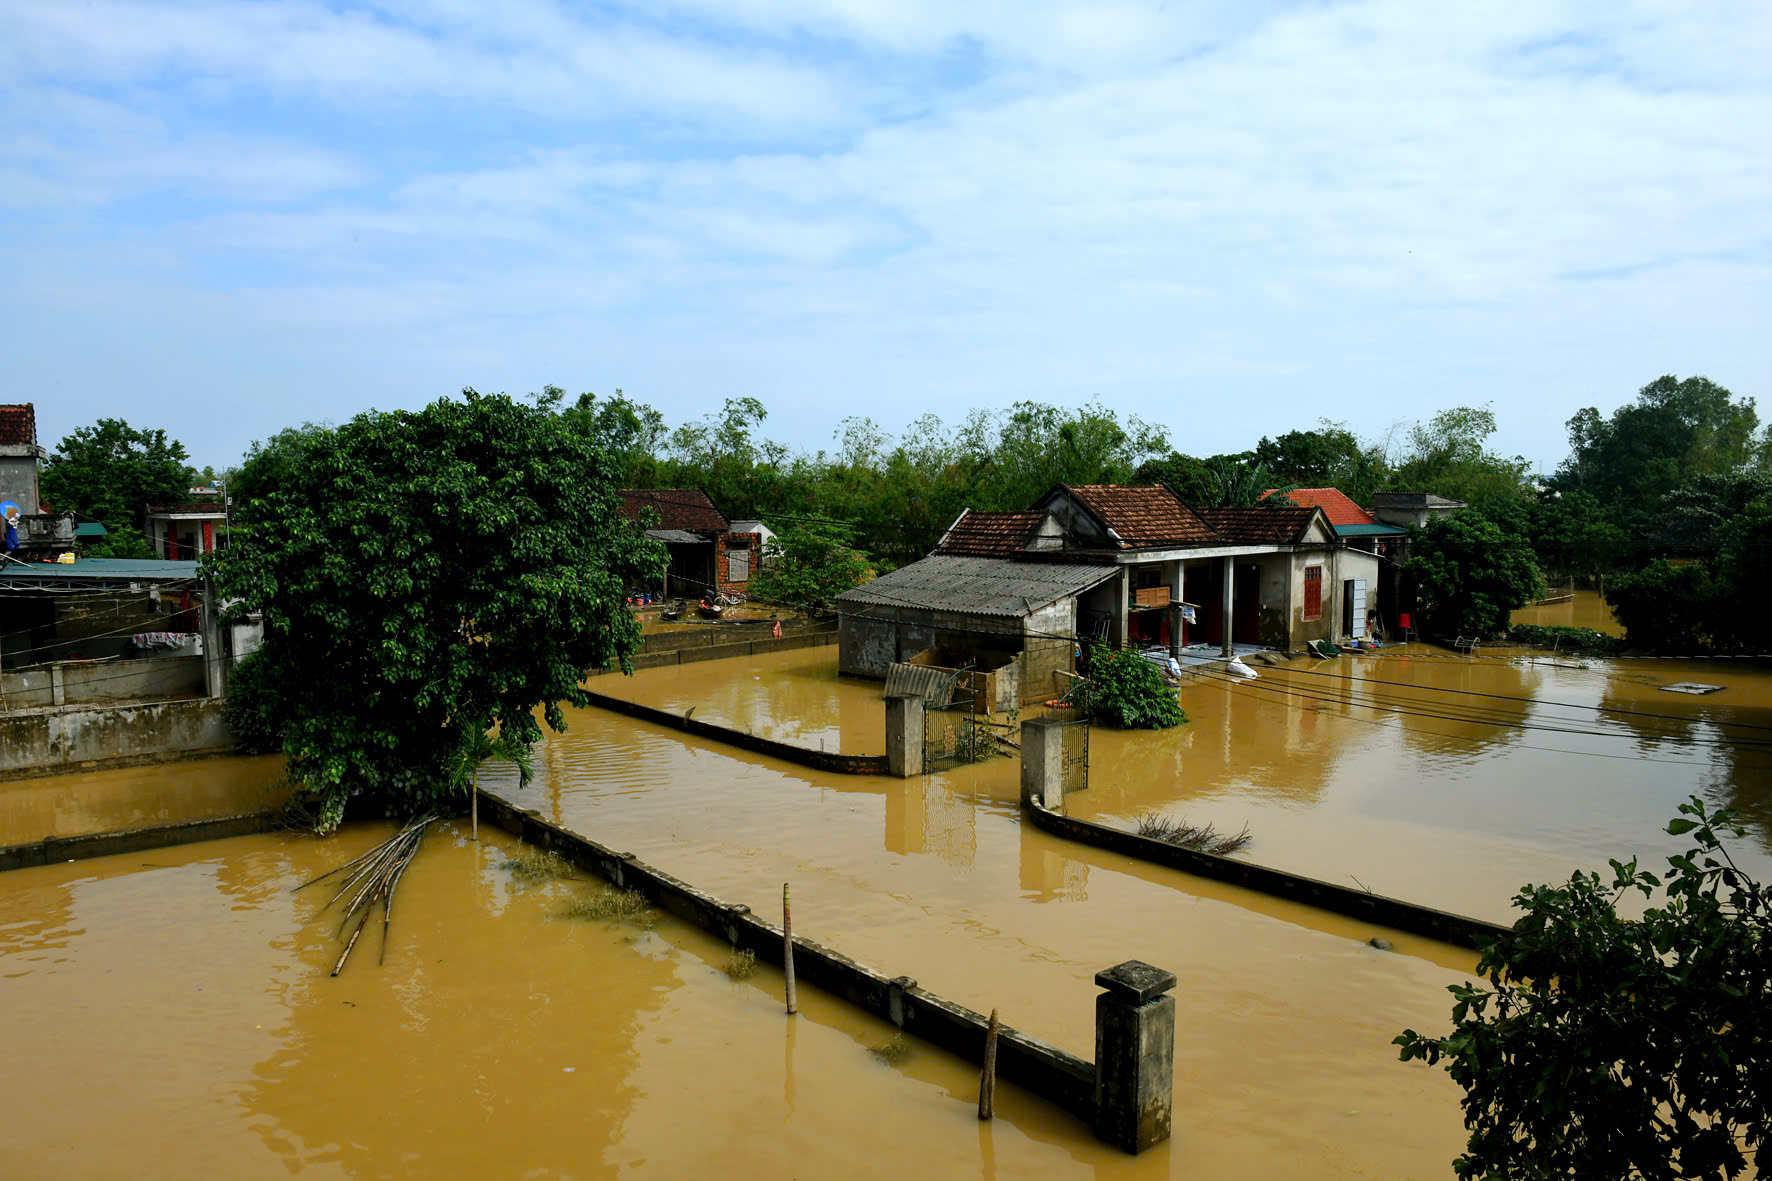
1113,568 -> 1130,650
1094,959 -> 1177,1154
885,693 -> 925,778
1019,715 -> 1067,809
1220,558 -> 1235,658
201,579 -> 224,699
50,663 -> 65,706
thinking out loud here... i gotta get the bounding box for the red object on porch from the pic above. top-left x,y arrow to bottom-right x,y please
1398,613 -> 1412,629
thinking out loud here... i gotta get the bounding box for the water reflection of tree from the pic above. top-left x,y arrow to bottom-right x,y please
241,834 -> 680,1177
1595,678 -> 1772,853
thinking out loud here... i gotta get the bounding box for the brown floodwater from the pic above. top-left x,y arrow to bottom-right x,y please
0,753 -> 289,846
1510,588 -> 1622,636
14,638 -> 1768,1177
4,822 -> 1146,1179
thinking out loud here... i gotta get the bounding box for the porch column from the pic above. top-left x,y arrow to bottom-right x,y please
1221,558 -> 1234,658
1113,568 -> 1130,649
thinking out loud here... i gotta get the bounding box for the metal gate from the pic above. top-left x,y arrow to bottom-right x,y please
1058,714 -> 1090,797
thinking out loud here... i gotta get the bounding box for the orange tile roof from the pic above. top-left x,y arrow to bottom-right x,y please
1064,484 -> 1218,548
936,510 -> 1043,556
1261,487 -> 1375,527
0,403 -> 37,447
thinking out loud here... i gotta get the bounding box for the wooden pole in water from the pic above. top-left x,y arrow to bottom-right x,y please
471,767 -> 479,842
978,1008 -> 999,1119
783,882 -> 797,1015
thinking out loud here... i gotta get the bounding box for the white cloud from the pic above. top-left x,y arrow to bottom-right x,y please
3,0 -> 1768,469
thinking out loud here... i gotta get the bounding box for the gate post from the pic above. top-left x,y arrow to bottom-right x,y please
1093,960 -> 1177,1154
1019,716 -> 1066,809
885,693 -> 925,778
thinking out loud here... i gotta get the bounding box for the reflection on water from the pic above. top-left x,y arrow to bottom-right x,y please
1511,588 -> 1622,636
2,824 -> 1123,1179
0,753 -> 289,845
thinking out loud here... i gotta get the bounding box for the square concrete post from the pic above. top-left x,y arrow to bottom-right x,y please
1019,715 -> 1067,809
50,663 -> 65,706
1094,960 -> 1177,1154
885,692 -> 925,778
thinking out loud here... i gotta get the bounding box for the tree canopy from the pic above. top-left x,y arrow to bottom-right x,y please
40,418 -> 194,558
212,390 -> 662,833
1406,509 -> 1542,637
1397,797 -> 1772,1180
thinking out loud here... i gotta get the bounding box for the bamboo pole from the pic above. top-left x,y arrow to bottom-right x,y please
783,882 -> 797,1016
978,1009 -> 999,1120
471,767 -> 478,842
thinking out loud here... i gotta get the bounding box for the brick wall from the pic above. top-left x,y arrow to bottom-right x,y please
714,530 -> 761,595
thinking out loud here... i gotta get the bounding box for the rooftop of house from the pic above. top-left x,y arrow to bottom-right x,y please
1194,506 -> 1323,545
1371,492 -> 1467,509
936,510 -> 1044,556
0,403 -> 39,448
1059,484 -> 1220,548
0,557 -> 201,583
1262,487 -> 1375,527
618,488 -> 728,534
147,502 -> 226,516
837,553 -> 1120,617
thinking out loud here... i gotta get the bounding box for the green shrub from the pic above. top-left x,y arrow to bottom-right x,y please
1506,624 -> 1623,655
1080,647 -> 1187,729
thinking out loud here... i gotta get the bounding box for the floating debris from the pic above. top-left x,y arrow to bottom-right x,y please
1135,814 -> 1252,855
1660,683 -> 1724,696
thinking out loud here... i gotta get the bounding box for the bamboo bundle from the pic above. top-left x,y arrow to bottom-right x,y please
292,815 -> 434,976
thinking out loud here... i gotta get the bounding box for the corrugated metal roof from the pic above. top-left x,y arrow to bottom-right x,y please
0,558 -> 201,582
1332,522 -> 1408,537
646,528 -> 709,544
838,554 -> 1118,617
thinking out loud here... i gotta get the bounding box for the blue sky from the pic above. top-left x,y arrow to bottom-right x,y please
4,0 -> 1768,475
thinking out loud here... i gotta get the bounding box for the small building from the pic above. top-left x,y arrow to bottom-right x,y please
838,484 -> 1387,696
727,520 -> 779,566
0,403 -> 46,518
146,489 -> 229,559
1370,492 -> 1466,531
618,489 -> 759,599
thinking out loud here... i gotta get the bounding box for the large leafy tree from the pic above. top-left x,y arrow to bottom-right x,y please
1396,797 -> 1772,1180
1254,424 -> 1391,505
749,518 -> 873,615
39,418 -> 195,557
1407,509 -> 1542,637
1389,406 -> 1532,510
1561,376 -> 1761,536
212,390 -> 663,833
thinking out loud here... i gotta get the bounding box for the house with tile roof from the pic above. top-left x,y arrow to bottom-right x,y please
838,483 -> 1385,694
617,488 -> 759,599
0,403 -> 47,522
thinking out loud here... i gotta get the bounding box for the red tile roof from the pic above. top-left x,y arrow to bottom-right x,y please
1261,487 -> 1376,527
936,510 -> 1043,556
0,403 -> 37,447
1195,506 -> 1321,545
1064,484 -> 1218,548
618,488 -> 728,533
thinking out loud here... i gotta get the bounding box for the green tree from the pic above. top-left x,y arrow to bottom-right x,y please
1254,423 -> 1391,505
229,422 -> 335,508
1134,452 -> 1219,505
749,518 -> 873,615
212,390 -> 662,833
1390,406 -> 1532,510
1407,509 -> 1542,637
1604,560 -> 1722,653
39,418 -> 194,553
1524,488 -> 1627,582
1396,797 -> 1772,1180
1562,376 -> 1761,536
558,387 -> 667,488
1079,646 -> 1186,729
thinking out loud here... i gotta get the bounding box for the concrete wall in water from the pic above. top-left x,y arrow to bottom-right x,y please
2,655 -> 205,708
0,698 -> 235,776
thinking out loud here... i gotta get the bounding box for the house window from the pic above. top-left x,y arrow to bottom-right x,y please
726,546 -> 750,583
1303,565 -> 1323,622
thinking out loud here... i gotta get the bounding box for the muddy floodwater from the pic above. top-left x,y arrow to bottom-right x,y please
1510,588 -> 1622,636
0,753 -> 288,846
5,823 -> 1135,1178
12,635 -> 1770,1177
